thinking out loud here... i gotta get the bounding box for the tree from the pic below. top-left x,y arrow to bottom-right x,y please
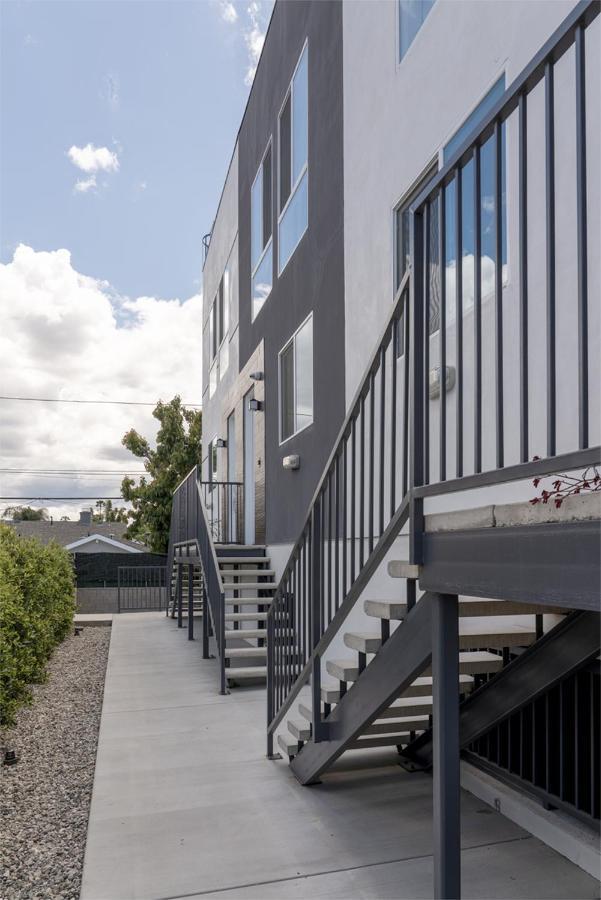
92,499 -> 128,524
2,506 -> 49,522
121,397 -> 202,552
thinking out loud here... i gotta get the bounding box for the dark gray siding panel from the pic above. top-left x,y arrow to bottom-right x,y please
238,0 -> 345,544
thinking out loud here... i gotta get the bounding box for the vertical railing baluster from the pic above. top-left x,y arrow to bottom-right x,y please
473,144 -> 482,474
455,166 -> 463,478
575,23 -> 588,450
519,93 -> 529,463
494,122 -> 505,469
409,205 -> 426,587
545,62 -> 556,459
327,475 -> 332,625
311,497 -> 323,742
369,372 -> 375,555
403,299 -> 410,497
379,346 -> 386,537
335,454 -> 340,611
342,440 -> 348,600
390,318 -> 398,518
439,187 -> 446,482
423,204 -> 430,485
351,416 -> 356,582
359,398 -> 365,568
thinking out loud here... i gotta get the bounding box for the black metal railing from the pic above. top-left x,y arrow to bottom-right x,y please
167,466 -> 228,693
117,565 -> 167,612
267,268 -> 413,750
465,658 -> 600,828
267,0 -> 600,754
199,480 -> 244,544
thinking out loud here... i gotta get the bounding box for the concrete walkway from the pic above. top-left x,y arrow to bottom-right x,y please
81,613 -> 600,900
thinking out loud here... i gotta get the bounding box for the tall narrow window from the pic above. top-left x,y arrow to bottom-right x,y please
251,141 -> 273,320
279,314 -> 314,443
399,0 -> 436,62
393,161 -> 438,354
278,42 -> 308,274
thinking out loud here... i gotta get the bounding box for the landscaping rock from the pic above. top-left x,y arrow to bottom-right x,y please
0,628 -> 110,900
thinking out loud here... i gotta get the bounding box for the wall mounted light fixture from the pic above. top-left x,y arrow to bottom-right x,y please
215,438 -> 226,448
250,371 -> 264,381
248,398 -> 264,412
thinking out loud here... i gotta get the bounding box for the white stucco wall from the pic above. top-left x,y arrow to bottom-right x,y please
202,143 -> 240,482
343,0 -> 600,512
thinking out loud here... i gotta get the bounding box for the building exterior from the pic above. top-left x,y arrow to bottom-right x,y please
185,1 -> 600,891
202,0 -> 599,577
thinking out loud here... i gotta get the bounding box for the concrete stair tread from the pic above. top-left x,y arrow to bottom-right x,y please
326,658 -> 359,682
225,646 -> 266,659
226,612 -> 268,621
364,599 -> 407,620
223,582 -> 276,591
224,628 -> 267,640
225,666 -> 267,680
224,597 -> 273,606
277,732 -> 299,758
288,719 -> 311,741
217,556 -> 271,565
344,632 -> 382,653
220,569 -> 276,577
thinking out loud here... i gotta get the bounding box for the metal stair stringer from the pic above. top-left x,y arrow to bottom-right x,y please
400,609 -> 601,770
290,594 -> 434,785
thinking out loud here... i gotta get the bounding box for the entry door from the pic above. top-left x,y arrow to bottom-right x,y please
227,413 -> 236,542
243,390 -> 255,544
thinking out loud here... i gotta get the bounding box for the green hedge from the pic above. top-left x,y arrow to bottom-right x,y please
0,524 -> 76,726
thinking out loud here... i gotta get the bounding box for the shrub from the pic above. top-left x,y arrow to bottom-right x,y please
0,524 -> 76,726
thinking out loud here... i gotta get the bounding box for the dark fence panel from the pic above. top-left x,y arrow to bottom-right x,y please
74,552 -> 167,587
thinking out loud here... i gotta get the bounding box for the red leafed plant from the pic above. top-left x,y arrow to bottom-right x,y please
530,460 -> 601,508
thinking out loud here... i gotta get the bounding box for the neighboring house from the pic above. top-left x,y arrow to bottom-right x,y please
9,510 -> 165,613
175,0 -> 600,892
9,509 -> 147,553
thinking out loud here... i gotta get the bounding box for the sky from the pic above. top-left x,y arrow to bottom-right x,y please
0,0 -> 273,522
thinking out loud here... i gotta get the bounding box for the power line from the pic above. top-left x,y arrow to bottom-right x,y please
0,395 -> 201,408
0,469 -> 145,475
0,496 -> 126,501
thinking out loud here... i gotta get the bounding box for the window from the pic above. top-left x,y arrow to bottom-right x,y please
251,141 -> 273,319
279,314 -> 313,443
443,76 -> 505,163
278,42 -> 308,274
399,0 -> 436,62
393,161 -> 438,354
209,264 -> 231,383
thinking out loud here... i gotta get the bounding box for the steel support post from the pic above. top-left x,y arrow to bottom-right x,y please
187,563 -> 194,640
432,593 -> 460,900
202,581 -> 210,659
177,568 -> 183,628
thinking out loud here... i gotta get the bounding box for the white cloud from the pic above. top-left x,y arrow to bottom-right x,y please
0,245 -> 202,522
244,2 -> 266,86
67,143 -> 120,174
220,1 -> 238,24
74,175 -> 97,194
217,0 -> 271,86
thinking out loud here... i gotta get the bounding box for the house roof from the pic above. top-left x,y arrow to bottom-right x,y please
6,520 -> 149,552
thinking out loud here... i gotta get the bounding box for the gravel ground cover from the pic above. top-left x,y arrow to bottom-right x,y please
0,627 -> 111,900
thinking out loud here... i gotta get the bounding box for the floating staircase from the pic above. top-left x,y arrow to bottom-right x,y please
277,588 -> 552,769
217,547 -> 277,687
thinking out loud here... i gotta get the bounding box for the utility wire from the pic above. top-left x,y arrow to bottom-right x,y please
0,496 -> 126,501
0,396 -> 201,408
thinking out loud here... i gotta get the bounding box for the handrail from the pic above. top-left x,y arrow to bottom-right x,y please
266,1 -> 600,750
267,271 -> 413,749
166,465 -> 228,693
